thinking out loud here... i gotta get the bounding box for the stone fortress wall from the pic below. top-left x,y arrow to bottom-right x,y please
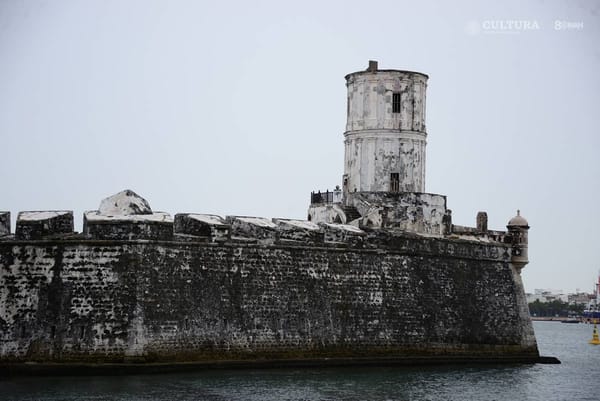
0,189 -> 537,365
0,61 -> 544,370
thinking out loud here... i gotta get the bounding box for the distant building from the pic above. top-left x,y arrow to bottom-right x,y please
526,289 -> 592,305
527,290 -> 568,303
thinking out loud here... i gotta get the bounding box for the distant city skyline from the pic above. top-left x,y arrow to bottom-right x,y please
1,0 -> 598,293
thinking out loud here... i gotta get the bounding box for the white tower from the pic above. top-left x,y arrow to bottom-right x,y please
343,61 -> 428,196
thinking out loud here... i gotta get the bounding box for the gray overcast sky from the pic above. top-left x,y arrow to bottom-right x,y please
1,0 -> 598,294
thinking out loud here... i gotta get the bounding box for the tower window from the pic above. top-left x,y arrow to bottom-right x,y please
390,173 -> 400,193
392,93 -> 401,113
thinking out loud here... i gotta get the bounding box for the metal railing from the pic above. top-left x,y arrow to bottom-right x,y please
310,189 -> 342,204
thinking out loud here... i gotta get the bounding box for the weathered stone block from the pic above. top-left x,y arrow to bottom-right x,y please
83,211 -> 173,240
15,211 -> 74,240
274,218 -> 324,242
320,222 -> 365,244
174,214 -> 229,241
347,192 -> 447,235
227,216 -> 278,243
307,203 -> 346,224
0,212 -> 9,236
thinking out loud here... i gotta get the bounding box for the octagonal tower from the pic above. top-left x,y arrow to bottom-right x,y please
343,60 -> 428,196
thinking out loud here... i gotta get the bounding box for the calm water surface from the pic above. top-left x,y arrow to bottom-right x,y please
1,321 -> 599,400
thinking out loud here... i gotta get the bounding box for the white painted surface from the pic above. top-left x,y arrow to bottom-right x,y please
333,188 -> 343,203
234,216 -> 277,228
85,211 -> 173,223
188,214 -> 226,226
275,219 -> 321,231
307,204 -> 346,224
344,69 -> 428,193
322,223 -> 364,234
18,211 -> 70,221
98,190 -> 152,216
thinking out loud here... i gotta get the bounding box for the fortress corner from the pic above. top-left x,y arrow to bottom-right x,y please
0,61 -> 545,372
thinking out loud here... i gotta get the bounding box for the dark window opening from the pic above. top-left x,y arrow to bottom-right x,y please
347,96 -> 350,117
390,173 -> 400,193
50,325 -> 56,338
392,93 -> 401,113
79,326 -> 85,339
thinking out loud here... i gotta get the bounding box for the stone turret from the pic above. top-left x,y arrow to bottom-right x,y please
343,60 -> 428,195
308,61 -> 446,234
507,210 -> 530,271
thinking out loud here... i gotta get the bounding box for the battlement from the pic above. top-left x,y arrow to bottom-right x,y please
0,206 -> 533,367
15,211 -> 74,240
0,209 -> 404,250
450,224 -> 511,244
83,210 -> 173,241
0,190 -> 520,256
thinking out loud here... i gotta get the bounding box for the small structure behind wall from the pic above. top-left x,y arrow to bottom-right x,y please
0,212 -> 10,236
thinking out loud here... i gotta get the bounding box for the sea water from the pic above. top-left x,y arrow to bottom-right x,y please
1,321 -> 599,401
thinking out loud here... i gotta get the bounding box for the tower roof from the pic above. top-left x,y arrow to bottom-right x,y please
344,60 -> 429,80
507,210 -> 529,227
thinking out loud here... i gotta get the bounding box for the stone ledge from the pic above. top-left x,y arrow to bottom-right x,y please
0,355 -> 560,376
0,233 -> 511,262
